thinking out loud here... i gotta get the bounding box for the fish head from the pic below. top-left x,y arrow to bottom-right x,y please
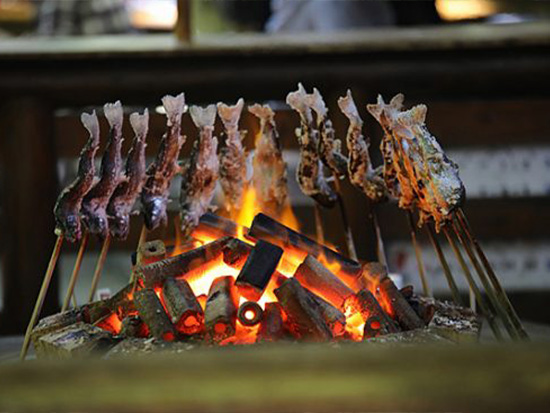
143,197 -> 167,231
109,214 -> 130,240
60,214 -> 81,243
86,214 -> 109,239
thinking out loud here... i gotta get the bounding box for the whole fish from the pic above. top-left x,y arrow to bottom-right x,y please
217,98 -> 247,211
286,84 -> 337,208
107,109 -> 149,240
81,101 -> 125,240
53,111 -> 100,243
179,105 -> 219,238
249,103 -> 288,215
338,90 -> 386,203
141,93 -> 186,230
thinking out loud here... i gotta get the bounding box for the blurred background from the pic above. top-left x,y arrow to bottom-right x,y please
1,0 -> 550,336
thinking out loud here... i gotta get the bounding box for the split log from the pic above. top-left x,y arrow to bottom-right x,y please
248,213 -> 361,277
305,290 -> 346,337
34,322 -> 116,359
204,276 -> 239,342
293,255 -> 355,310
120,315 -> 149,339
355,289 -> 400,339
237,301 -> 264,327
257,302 -> 285,342
31,308 -> 84,349
134,289 -> 175,341
132,240 -> 167,267
236,240 -> 283,301
379,277 -> 424,331
161,278 -> 204,335
222,238 -> 253,268
135,237 -> 230,288
197,212 -> 240,238
274,278 -> 332,341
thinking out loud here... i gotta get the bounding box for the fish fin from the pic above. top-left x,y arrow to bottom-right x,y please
389,93 -> 405,110
81,110 -> 100,140
104,101 -> 123,130
338,89 -> 363,127
217,98 -> 244,129
248,103 -> 275,123
129,108 -> 149,138
189,104 -> 217,129
306,87 -> 328,121
162,93 -> 186,126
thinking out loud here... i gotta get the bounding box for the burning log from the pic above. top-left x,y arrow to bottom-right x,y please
134,289 -> 175,341
120,315 -> 148,339
34,322 -> 116,359
257,302 -> 285,342
222,238 -> 253,268
355,290 -> 400,339
204,276 -> 239,342
305,290 -> 346,337
82,283 -> 135,324
248,213 -> 361,277
237,301 -> 264,327
236,240 -> 283,301
135,237 -> 230,288
197,212 -> 240,239
294,255 -> 355,310
378,277 -> 424,331
135,240 -> 166,266
274,278 -> 332,341
162,278 -> 204,335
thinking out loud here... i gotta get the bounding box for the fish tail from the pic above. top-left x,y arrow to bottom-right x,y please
189,104 -> 217,129
80,110 -> 100,140
104,100 -> 124,130
305,87 -> 327,120
217,98 -> 244,129
129,108 -> 149,138
162,92 -> 186,126
338,89 -> 363,127
248,103 -> 275,123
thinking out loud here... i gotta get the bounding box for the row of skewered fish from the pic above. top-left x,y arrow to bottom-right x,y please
53,86 -> 464,245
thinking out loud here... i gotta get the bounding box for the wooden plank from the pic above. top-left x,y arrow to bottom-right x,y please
0,343 -> 548,411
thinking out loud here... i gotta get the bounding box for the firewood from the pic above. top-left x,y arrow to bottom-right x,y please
31,308 -> 84,349
236,240 -> 283,301
34,322 -> 116,359
351,261 -> 388,291
248,213 -> 361,277
120,315 -> 148,339
355,289 -> 400,339
293,255 -> 355,310
135,237 -> 230,288
379,277 -> 424,331
257,302 -> 285,342
305,290 -> 346,337
134,289 -> 175,341
222,238 -> 253,268
134,240 -> 166,267
197,212 -> 240,239
204,276 -> 239,342
83,283 -> 135,324
237,301 -> 264,327
161,278 -> 204,335
274,278 -> 332,341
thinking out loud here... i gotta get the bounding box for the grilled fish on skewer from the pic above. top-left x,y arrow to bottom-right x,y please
338,90 -> 387,203
249,103 -> 288,215
286,84 -> 337,208
53,111 -> 101,243
307,88 -> 348,179
141,93 -> 186,230
81,101 -> 125,239
107,109 -> 149,240
179,105 -> 219,238
217,98 -> 247,211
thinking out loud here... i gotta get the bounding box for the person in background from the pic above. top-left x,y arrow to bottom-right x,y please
36,0 -> 133,36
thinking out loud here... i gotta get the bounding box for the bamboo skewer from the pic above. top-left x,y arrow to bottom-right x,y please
426,224 -> 462,305
20,234 -> 64,361
61,232 -> 89,312
451,220 -> 519,340
456,209 -> 529,341
406,211 -> 431,297
138,223 -> 148,251
87,234 -> 112,303
443,226 -> 504,341
372,206 -> 387,267
313,204 -> 326,248
333,178 -> 358,261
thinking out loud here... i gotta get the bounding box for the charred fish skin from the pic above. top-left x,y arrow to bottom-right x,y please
249,103 -> 289,214
286,84 -> 337,208
338,90 -> 387,203
81,101 -> 125,240
107,109 -> 149,240
307,88 -> 348,179
141,93 -> 186,231
217,98 -> 247,211
53,111 -> 101,243
179,104 -> 219,238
